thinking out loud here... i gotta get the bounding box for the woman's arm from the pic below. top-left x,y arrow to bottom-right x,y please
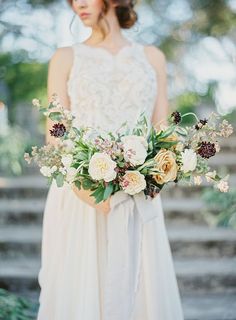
47,47 -> 111,214
144,46 -> 169,130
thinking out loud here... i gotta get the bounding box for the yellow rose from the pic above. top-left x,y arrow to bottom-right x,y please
152,149 -> 178,184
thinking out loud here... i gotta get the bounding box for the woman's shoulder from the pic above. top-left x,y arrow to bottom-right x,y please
142,44 -> 167,73
49,46 -> 74,63
48,46 -> 74,74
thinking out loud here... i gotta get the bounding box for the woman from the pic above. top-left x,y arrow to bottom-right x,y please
37,0 -> 184,319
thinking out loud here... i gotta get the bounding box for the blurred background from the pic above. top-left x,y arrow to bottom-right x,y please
0,0 -> 236,319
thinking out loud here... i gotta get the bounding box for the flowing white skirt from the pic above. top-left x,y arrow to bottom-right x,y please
37,180 -> 184,320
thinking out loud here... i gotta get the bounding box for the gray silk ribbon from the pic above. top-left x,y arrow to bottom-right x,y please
103,190 -> 159,320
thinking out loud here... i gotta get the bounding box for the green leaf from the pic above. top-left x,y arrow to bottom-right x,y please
90,185 -> 105,203
49,112 -> 63,121
56,173 -> 64,187
74,180 -> 81,190
82,178 -> 93,190
103,182 -> 114,200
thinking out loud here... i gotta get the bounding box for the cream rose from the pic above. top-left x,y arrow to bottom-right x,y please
121,135 -> 148,166
152,149 -> 178,184
88,152 -> 117,182
121,170 -> 146,195
181,149 -> 197,173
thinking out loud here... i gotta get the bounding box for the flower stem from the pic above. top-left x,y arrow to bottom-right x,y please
182,112 -> 200,122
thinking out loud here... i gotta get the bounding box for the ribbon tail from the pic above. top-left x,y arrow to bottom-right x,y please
104,191 -> 159,320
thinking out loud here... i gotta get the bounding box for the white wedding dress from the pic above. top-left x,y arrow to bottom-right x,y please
37,38 -> 184,320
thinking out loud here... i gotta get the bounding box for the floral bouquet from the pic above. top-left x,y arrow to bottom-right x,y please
24,94 -> 234,203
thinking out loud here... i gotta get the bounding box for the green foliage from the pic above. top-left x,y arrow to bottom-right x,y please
0,52 -> 47,123
0,126 -> 35,176
0,288 -> 39,320
201,187 -> 236,229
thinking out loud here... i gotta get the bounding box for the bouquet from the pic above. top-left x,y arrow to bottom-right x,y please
24,94 -> 234,204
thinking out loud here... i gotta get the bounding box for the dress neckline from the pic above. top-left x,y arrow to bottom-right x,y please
78,39 -> 136,59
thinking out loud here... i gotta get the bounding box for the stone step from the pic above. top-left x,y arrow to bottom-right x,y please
182,291 -> 236,320
0,197 -> 208,226
0,175 -> 49,199
0,256 -> 235,294
175,257 -> 236,293
14,290 -> 236,320
1,224 -> 236,259
217,135 -> 236,152
208,152 -> 236,171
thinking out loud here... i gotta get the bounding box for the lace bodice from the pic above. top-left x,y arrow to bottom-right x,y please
67,39 -> 158,133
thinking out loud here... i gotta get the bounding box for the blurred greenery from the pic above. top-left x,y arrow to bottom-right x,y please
202,187 -> 236,229
0,52 -> 47,124
0,125 -> 37,176
0,288 -> 38,320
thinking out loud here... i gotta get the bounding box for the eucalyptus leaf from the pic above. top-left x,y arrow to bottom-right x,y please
49,112 -> 63,121
56,173 -> 64,187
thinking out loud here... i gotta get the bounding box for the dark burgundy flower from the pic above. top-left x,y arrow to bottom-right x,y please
200,118 -> 208,125
197,141 -> 216,159
195,118 -> 208,130
50,123 -> 66,137
171,111 -> 182,124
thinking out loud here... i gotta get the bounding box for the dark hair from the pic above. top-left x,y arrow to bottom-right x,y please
67,0 -> 138,38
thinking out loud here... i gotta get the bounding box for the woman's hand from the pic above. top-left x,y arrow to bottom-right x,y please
71,183 -> 111,215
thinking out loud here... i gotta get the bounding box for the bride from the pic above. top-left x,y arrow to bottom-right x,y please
37,0 -> 184,319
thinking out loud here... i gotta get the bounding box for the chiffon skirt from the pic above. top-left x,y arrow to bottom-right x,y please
37,180 -> 184,320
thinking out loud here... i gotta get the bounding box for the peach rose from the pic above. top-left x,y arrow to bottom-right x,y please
152,149 -> 178,184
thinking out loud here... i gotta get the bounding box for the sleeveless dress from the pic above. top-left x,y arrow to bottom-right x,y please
36,39 -> 184,320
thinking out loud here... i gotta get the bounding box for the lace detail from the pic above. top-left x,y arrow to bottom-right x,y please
67,39 -> 158,133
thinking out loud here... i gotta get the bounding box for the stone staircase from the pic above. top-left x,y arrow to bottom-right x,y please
0,134 -> 236,319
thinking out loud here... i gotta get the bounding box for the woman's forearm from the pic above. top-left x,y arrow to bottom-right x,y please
71,183 -> 111,214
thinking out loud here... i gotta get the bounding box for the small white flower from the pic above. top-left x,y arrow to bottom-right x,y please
193,175 -> 202,185
32,98 -> 40,107
216,180 -> 229,192
215,142 -> 220,152
175,142 -> 184,152
65,167 -> 78,184
59,167 -> 67,175
181,149 -> 197,173
61,154 -> 73,168
43,111 -> 50,116
40,166 -> 52,177
121,135 -> 148,166
121,170 -> 146,195
88,152 -> 117,182
50,165 -> 57,173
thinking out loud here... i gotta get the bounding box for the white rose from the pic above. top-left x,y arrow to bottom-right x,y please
181,149 -> 197,173
88,152 -> 117,182
121,170 -> 146,195
40,166 -> 52,177
121,135 -> 148,166
61,154 -> 73,168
